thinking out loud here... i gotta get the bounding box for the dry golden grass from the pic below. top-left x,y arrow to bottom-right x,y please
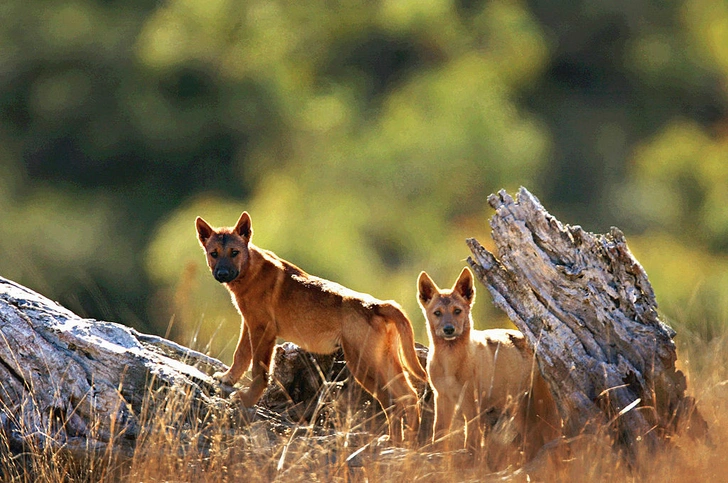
1,324 -> 726,482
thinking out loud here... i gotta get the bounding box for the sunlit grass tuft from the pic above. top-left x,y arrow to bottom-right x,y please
1,323 -> 727,482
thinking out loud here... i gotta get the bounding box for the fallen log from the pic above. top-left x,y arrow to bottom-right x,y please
0,276 -> 429,469
466,187 -> 707,455
0,276 -> 230,459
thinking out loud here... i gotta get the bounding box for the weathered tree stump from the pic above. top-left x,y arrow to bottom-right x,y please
466,187 -> 707,455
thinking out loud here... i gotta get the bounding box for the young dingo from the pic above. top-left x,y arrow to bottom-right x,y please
418,267 -> 559,466
195,212 -> 427,442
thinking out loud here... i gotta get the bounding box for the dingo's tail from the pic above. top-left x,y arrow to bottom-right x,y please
377,302 -> 428,382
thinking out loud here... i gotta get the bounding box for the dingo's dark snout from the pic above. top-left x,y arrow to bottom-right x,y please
213,265 -> 239,283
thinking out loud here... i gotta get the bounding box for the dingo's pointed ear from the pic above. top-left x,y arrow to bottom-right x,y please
235,211 -> 252,239
418,271 -> 439,306
453,267 -> 475,303
196,217 -> 214,246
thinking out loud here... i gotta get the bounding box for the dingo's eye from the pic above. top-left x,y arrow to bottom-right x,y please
210,251 -> 218,259
453,308 -> 462,315
434,310 -> 442,317
230,249 -> 240,257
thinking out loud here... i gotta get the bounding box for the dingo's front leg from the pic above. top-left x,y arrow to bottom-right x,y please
433,392 -> 461,451
232,323 -> 276,407
214,322 -> 252,385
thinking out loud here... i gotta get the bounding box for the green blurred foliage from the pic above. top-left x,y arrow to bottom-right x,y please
2,0 -> 728,359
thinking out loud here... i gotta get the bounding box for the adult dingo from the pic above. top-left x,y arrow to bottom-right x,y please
418,267 -> 559,465
196,212 -> 427,442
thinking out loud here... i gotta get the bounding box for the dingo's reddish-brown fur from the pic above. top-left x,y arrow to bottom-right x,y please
196,212 -> 427,442
418,267 -> 560,466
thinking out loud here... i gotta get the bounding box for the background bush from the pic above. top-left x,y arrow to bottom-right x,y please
2,0 -> 728,358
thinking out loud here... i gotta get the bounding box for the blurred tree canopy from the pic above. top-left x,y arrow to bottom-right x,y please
1,0 -> 728,358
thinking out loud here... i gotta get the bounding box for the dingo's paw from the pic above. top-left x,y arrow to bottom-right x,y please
213,370 -> 235,386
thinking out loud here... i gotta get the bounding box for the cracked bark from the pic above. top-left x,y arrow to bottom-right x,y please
466,187 -> 707,454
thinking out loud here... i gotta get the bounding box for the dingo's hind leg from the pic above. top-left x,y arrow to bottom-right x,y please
341,321 -> 420,444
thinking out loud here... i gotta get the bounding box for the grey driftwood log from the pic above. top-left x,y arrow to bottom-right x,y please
466,187 -> 706,454
0,276 -> 233,459
0,277 -> 385,461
